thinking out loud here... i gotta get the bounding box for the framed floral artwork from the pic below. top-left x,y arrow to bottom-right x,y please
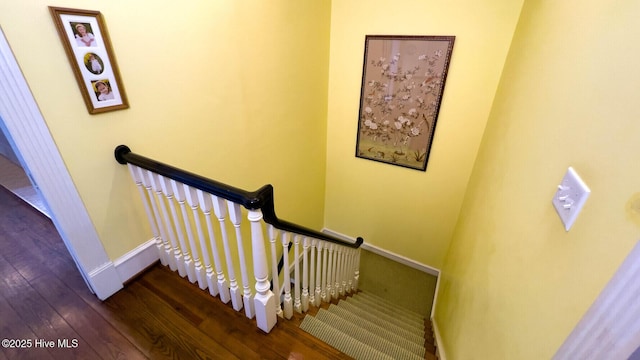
355,35 -> 455,171
50,7 -> 129,114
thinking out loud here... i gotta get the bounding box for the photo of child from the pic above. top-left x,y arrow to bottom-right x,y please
71,22 -> 97,47
84,53 -> 104,74
92,80 -> 115,101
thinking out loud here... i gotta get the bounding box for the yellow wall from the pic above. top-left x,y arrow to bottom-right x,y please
436,1 -> 640,359
324,0 -> 524,268
0,1 -> 331,259
8,1 -> 637,356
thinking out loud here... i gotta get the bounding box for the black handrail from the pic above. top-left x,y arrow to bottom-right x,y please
114,145 -> 363,249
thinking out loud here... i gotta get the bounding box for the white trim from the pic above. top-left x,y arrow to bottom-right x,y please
363,242 -> 440,276
431,272 -> 441,320
553,240 -> 640,360
87,262 -> 123,300
0,27 -> 122,300
321,228 -> 441,276
113,238 -> 160,283
432,318 -> 448,360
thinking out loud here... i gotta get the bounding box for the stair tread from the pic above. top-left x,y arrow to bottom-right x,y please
328,303 -> 425,346
357,291 -> 425,319
345,297 -> 425,333
315,309 -> 426,358
347,296 -> 425,329
352,292 -> 425,321
300,315 -> 395,360
336,300 -> 425,338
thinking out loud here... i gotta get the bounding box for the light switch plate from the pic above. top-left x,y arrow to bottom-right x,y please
552,167 -> 590,231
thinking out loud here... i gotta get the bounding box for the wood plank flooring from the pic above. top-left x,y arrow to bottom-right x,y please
0,154 -> 49,218
0,185 -> 351,360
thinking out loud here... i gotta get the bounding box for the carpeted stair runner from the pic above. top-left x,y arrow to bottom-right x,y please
300,291 -> 432,360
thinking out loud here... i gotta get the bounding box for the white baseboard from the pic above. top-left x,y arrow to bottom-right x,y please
432,318 -> 448,360
113,238 -> 160,284
85,238 -> 159,301
87,262 -> 123,300
321,228 -> 440,276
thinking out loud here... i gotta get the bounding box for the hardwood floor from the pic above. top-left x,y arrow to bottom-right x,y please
0,154 -> 49,218
0,185 -> 351,360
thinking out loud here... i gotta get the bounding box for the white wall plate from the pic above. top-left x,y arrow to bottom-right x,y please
552,167 -> 591,231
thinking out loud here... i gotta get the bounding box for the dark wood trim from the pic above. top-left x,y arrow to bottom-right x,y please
114,145 -> 363,249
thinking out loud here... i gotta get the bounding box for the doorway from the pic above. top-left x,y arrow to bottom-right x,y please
0,27 -> 122,300
0,130 -> 49,217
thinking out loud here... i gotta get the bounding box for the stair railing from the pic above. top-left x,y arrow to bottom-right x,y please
114,145 -> 363,333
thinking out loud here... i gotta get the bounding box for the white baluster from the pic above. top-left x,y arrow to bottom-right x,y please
349,249 -> 358,291
147,172 -> 183,275
184,185 -> 210,290
154,176 -> 189,279
334,245 -> 341,299
212,195 -> 242,311
141,169 -> 173,269
327,243 -> 334,300
354,248 -> 361,290
268,226 -> 283,318
301,237 -> 309,312
293,235 -> 302,313
308,239 -> 316,308
345,248 -> 354,293
342,247 -> 349,294
337,247 -> 345,296
314,240 -> 323,307
321,241 -> 328,303
248,209 -> 276,333
280,231 -> 293,319
129,165 -> 166,266
227,201 -> 254,319
170,180 -> 203,284
333,245 -> 341,299
198,190 -> 230,301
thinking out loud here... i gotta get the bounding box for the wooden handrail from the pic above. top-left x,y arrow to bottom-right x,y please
115,145 -> 363,249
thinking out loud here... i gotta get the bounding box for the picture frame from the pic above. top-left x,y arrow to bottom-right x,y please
355,35 -> 455,171
49,6 -> 128,114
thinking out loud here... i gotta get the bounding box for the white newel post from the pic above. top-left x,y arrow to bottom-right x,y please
212,196 -> 243,312
228,202 -> 255,319
247,209 -> 277,333
281,232 -> 293,319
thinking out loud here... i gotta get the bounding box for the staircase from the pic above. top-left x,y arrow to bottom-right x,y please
115,147 -> 438,359
300,291 -> 437,360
